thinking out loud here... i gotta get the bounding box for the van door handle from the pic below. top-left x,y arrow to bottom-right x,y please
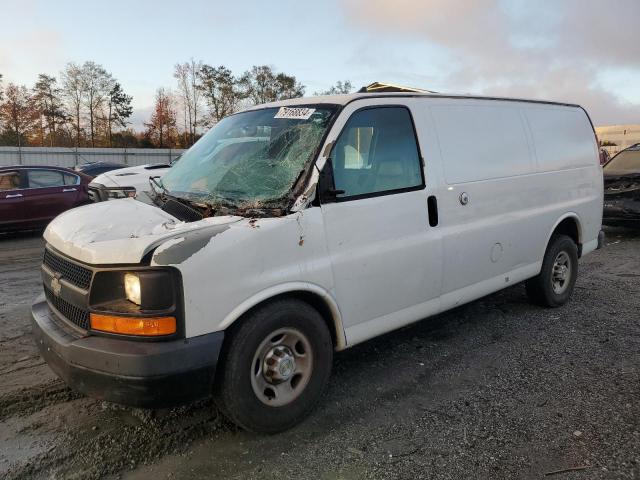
427,195 -> 438,227
6,193 -> 23,198
62,188 -> 77,193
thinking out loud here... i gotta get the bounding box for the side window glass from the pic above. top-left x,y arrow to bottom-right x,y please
332,107 -> 422,197
63,173 -> 79,185
27,170 -> 65,188
0,172 -> 21,191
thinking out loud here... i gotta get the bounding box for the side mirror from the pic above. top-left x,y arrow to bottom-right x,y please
317,158 -> 345,203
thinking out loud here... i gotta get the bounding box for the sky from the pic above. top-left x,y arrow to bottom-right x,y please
1,0 -> 639,128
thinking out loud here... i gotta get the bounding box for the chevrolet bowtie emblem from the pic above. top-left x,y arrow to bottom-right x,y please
50,276 -> 62,297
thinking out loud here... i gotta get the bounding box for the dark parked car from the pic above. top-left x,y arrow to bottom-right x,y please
0,166 -> 91,232
603,144 -> 640,227
74,161 -> 127,178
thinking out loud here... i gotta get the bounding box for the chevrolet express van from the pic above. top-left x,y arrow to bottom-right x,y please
32,89 -> 604,433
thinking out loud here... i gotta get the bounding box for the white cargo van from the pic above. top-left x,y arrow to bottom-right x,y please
32,90 -> 604,433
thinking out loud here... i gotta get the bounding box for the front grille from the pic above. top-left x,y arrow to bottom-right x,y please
44,286 -> 90,330
43,249 -> 93,290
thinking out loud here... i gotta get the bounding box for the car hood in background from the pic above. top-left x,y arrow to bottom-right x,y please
44,198 -> 241,264
92,164 -> 171,189
604,173 -> 640,195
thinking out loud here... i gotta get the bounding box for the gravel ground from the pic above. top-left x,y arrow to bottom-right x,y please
0,226 -> 639,479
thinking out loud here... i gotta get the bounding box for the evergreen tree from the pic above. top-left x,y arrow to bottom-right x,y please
106,82 -> 133,146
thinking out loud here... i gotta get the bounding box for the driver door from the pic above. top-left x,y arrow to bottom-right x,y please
319,104 -> 443,343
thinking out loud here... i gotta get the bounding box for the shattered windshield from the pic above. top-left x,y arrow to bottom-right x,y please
161,106 -> 337,209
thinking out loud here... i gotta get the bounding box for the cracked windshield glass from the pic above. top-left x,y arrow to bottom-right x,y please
160,106 -> 337,209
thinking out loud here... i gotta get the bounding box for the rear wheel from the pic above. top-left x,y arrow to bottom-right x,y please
214,299 -> 333,433
526,234 -> 578,307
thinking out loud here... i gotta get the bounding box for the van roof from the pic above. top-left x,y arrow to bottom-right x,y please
245,91 -> 582,111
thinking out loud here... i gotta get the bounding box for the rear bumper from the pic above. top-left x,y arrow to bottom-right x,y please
603,198 -> 640,226
31,294 -> 224,408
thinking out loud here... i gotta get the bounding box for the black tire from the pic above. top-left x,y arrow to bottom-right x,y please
526,234 -> 578,307
213,299 -> 333,433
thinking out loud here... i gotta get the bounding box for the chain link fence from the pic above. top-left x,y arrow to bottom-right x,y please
0,147 -> 186,168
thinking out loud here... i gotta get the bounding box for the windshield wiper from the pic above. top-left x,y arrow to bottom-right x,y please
149,178 -> 242,211
149,175 -> 169,198
149,177 -> 210,212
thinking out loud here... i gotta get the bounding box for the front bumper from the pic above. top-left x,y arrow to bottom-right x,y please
31,294 -> 224,408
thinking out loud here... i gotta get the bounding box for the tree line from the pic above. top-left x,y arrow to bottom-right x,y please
0,62 -> 352,149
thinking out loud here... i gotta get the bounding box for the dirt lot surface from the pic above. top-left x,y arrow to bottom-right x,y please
1,227 -> 639,479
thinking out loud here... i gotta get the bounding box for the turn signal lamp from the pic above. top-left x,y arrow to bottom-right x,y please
90,313 -> 176,336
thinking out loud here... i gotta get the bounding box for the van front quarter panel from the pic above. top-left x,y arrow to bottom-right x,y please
151,208 -> 342,341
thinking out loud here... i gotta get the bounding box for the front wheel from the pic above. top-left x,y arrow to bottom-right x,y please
214,299 -> 333,433
526,234 -> 579,307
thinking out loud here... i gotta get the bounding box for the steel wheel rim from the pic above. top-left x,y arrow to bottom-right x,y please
551,251 -> 571,294
250,327 -> 313,407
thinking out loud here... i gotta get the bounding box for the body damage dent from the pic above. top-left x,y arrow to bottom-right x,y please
43,198 -> 242,264
152,225 -> 231,265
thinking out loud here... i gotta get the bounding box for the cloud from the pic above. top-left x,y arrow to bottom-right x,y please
340,0 -> 640,125
0,29 -> 65,84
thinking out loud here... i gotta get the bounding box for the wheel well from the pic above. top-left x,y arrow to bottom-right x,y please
552,217 -> 582,255
230,291 -> 342,349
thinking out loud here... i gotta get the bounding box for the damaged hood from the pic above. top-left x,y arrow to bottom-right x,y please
44,198 -> 241,264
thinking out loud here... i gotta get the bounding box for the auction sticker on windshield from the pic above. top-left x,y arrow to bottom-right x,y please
274,107 -> 316,120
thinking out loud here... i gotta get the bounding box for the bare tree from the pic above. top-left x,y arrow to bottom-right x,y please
0,83 -> 36,146
0,74 -> 4,132
314,80 -> 353,96
61,62 -> 85,147
81,61 -> 112,147
174,59 -> 202,146
174,63 -> 192,145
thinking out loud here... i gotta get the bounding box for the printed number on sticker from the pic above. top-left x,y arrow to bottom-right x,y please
274,107 -> 316,120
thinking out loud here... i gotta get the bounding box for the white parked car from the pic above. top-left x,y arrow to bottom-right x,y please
88,156 -> 180,201
32,90 -> 604,433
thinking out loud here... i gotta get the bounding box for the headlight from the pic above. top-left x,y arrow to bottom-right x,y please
124,273 -> 141,305
106,187 -> 136,199
89,268 -> 181,337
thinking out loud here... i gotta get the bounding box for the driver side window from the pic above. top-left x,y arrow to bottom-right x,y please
332,107 -> 423,198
